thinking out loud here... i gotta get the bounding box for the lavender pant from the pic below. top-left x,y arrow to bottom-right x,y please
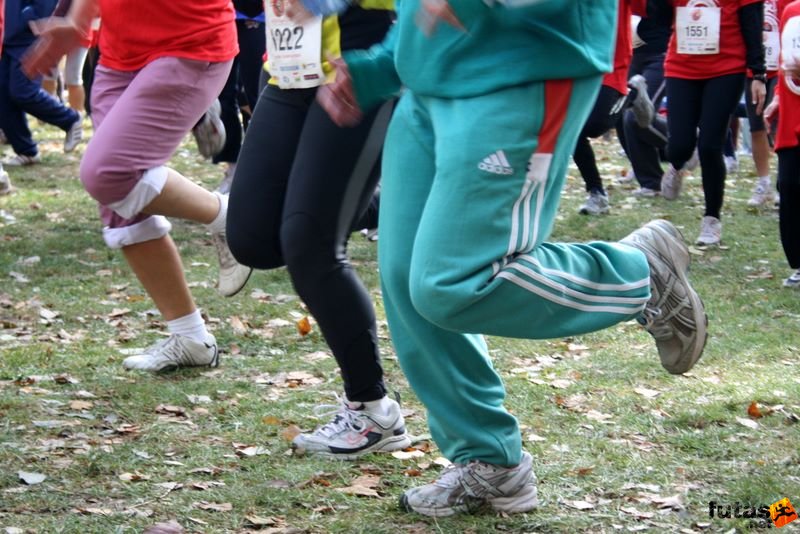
80,57 -> 231,248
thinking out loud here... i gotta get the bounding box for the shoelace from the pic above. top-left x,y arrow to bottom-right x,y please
146,336 -> 196,365
311,396 -> 366,437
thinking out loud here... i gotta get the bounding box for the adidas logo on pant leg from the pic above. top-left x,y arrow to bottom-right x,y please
478,150 -> 514,175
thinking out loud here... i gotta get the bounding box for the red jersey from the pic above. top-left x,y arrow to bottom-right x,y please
603,0 -> 634,94
665,0 -> 762,79
0,0 -> 4,54
98,0 -> 238,72
776,0 -> 800,149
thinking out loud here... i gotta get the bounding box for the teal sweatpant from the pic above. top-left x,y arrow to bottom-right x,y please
379,76 -> 651,466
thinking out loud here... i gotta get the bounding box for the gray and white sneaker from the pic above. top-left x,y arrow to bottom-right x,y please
3,153 -> 41,167
621,219 -> 707,374
64,115 -> 83,153
783,269 -> 800,288
628,75 -> 654,128
292,395 -> 411,460
696,215 -> 721,246
632,186 -> 659,198
212,231 -> 252,297
660,165 -> 685,200
122,334 -> 219,373
747,177 -> 776,207
578,190 -> 610,215
193,99 -> 226,159
400,451 -> 538,517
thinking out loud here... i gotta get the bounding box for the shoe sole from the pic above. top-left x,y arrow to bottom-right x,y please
296,434 -> 412,461
218,267 -> 253,298
400,480 -> 539,517
645,220 -> 708,374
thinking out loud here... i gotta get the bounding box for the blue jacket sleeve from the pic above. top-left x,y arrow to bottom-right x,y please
22,0 -> 57,25
342,21 -> 401,111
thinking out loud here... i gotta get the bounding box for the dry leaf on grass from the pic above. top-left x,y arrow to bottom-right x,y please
563,499 -> 595,510
280,425 -> 302,442
194,501 -> 233,513
69,400 -> 93,410
747,401 -> 763,418
296,316 -> 312,336
119,472 -> 150,482
18,471 -> 46,485
634,387 -> 661,399
735,416 -> 759,430
143,520 -> 184,534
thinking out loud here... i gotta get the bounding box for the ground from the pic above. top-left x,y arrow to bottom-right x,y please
0,122 -> 798,533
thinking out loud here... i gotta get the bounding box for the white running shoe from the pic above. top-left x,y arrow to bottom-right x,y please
212,231 -> 252,297
628,75 -> 654,128
696,216 -> 722,246
122,334 -> 219,373
193,100 -> 226,159
400,451 -> 538,517
747,177 -> 776,207
783,269 -> 800,288
621,219 -> 708,374
64,115 -> 83,153
292,395 -> 411,460
578,190 -> 610,215
3,153 -> 41,167
660,165 -> 685,200
724,155 -> 738,174
684,149 -> 700,172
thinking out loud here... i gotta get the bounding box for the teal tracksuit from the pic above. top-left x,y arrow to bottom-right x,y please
345,0 -> 650,466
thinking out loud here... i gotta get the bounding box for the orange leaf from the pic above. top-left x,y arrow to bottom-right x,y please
747,401 -> 763,419
296,316 -> 312,336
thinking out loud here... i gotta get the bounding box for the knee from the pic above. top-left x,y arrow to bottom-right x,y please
226,212 -> 283,270
279,212 -> 333,282
78,146 -> 110,203
408,271 -> 467,331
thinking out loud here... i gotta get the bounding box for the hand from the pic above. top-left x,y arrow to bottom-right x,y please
763,96 -> 779,124
751,78 -> 767,116
416,0 -> 465,37
23,17 -> 85,79
316,56 -> 363,127
285,0 -> 314,23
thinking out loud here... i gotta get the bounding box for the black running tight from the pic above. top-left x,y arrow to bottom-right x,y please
227,84 -> 393,402
666,74 -> 745,219
778,146 -> 800,268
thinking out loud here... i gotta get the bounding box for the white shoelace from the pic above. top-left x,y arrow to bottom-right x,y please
311,396 -> 366,438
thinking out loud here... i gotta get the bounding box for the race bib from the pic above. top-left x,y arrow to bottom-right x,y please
764,30 -> 780,71
781,16 -> 800,95
675,6 -> 721,55
266,0 -> 325,90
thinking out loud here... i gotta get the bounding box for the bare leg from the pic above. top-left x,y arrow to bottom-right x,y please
121,235 -> 196,321
67,84 -> 86,112
142,169 -> 220,224
751,130 -> 772,178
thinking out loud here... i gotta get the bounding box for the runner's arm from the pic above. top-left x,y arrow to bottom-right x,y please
342,21 -> 401,110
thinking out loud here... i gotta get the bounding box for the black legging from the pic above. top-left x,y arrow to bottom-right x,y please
778,146 -> 800,268
227,84 -> 393,403
573,85 -> 625,194
666,73 -> 745,219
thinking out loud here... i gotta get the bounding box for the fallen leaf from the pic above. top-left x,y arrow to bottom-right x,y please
39,308 -> 60,321
186,395 -> 212,405
620,506 -> 655,519
243,515 -> 280,528
74,507 -> 114,516
119,472 -> 150,482
337,485 -> 380,498
194,502 -> 232,513
634,387 -> 661,399
229,316 -> 248,336
526,433 -> 547,442
563,499 -> 595,510
280,425 -> 301,442
391,450 -> 425,460
747,401 -> 763,419
735,416 -> 759,430
155,405 -> 187,416
652,494 -> 684,510
143,520 -> 185,534
69,400 -> 93,410
550,379 -> 573,389
108,308 -> 131,318
18,471 -> 46,485
296,316 -> 312,336
234,444 -> 271,457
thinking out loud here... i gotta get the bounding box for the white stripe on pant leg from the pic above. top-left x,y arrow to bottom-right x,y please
517,254 -> 651,292
103,215 -> 172,249
505,262 -> 650,306
497,271 -> 646,315
507,180 -> 534,257
523,153 -> 552,252
106,165 -> 168,219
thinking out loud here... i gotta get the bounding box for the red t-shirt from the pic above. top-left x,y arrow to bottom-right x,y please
603,0 -> 634,94
665,0 -> 762,79
98,0 -> 238,72
0,0 -> 5,55
775,0 -> 800,149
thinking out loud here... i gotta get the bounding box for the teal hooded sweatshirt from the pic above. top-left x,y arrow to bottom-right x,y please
345,0 -> 619,109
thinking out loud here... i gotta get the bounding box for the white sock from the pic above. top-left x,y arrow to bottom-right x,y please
758,175 -> 771,183
206,192 -> 227,234
167,310 -> 210,344
362,396 -> 394,416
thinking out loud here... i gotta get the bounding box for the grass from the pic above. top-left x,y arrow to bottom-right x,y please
0,123 -> 798,533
